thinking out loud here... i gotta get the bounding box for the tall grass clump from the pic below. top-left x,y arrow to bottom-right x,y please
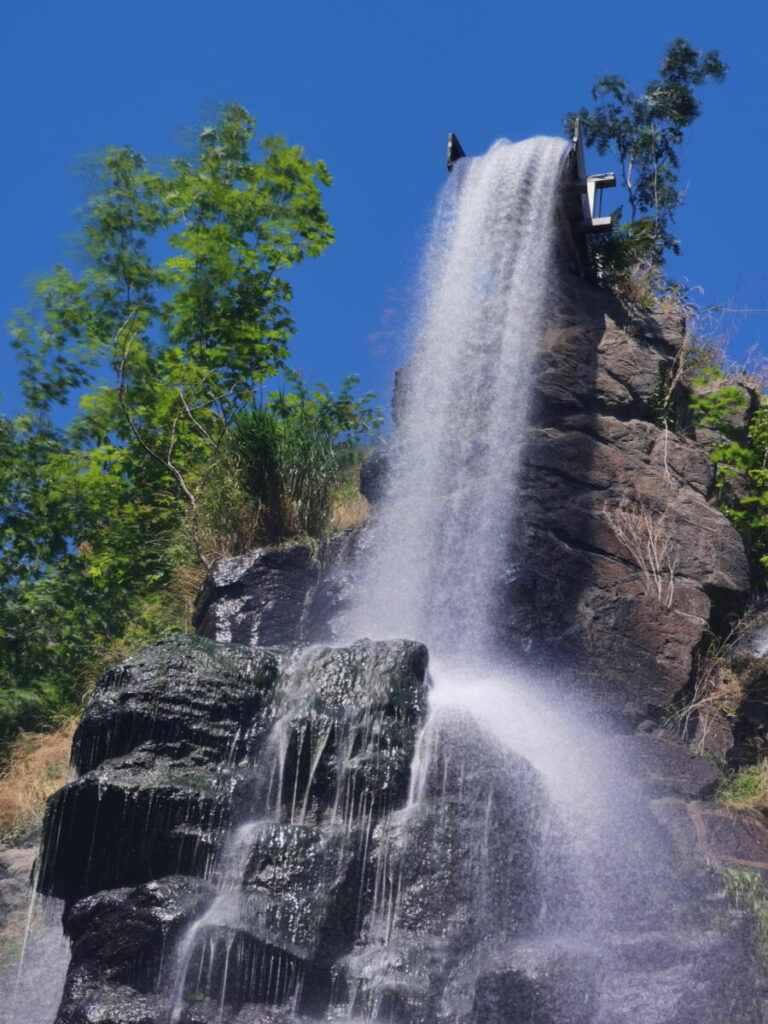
193,374 -> 380,557
233,407 -> 339,541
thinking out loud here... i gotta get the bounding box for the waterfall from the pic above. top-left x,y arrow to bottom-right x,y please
345,135 -> 568,657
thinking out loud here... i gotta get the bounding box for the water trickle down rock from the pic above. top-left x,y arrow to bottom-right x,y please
341,706 -> 558,1024
36,634 -> 430,1023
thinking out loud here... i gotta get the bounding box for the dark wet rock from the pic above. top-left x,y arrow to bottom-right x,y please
39,635 -> 285,906
72,635 -> 280,773
343,708 -> 556,1023
301,527 -> 367,643
730,614 -> 768,659
194,546 -> 319,647
271,640 -> 429,824
472,945 -> 599,1024
235,823 -> 364,962
39,637 -> 429,1023
38,752 -> 245,904
359,447 -> 388,505
193,532 -> 366,649
178,1004 -> 309,1024
34,276 -> 767,1023
60,877 -> 214,998
54,984 -> 166,1024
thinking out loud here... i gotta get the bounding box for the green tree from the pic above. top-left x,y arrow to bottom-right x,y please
567,39 -> 727,275
0,104 -> 377,746
11,103 -> 335,560
689,371 -> 768,580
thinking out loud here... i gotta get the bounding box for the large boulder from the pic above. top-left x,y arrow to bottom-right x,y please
193,547 -> 319,647
193,531 -> 366,649
343,708 -> 557,1023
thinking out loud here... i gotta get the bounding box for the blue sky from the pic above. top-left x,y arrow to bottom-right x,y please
2,0 -> 767,418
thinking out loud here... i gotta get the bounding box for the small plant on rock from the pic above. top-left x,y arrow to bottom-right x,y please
600,497 -> 679,608
722,867 -> 768,970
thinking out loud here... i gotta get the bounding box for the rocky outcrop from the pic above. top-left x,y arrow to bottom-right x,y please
193,529 -> 365,649
501,282 -> 750,715
344,708 -> 554,1022
193,547 -> 319,647
40,637 -> 280,903
193,281 -> 751,722
37,635 -> 430,1023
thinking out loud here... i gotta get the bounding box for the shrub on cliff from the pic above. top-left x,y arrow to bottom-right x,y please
567,38 -> 727,296
689,369 -> 768,581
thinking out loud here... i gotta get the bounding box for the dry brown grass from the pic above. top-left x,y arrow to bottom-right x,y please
674,657 -> 742,756
329,490 -> 369,533
0,720 -> 77,839
600,497 -> 679,608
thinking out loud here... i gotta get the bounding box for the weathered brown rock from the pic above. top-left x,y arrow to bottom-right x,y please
502,280 -> 750,715
650,798 -> 768,883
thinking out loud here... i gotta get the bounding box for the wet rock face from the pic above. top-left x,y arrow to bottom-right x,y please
193,530 -> 366,649
472,947 -> 600,1024
343,708 -> 557,1024
38,635 -> 430,1024
193,547 -> 319,647
39,637 -> 281,903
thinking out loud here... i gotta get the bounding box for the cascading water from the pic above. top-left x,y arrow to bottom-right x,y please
346,135 -> 567,656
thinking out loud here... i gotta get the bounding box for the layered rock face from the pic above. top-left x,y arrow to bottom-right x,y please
505,280 -> 749,715
37,635 -> 431,1023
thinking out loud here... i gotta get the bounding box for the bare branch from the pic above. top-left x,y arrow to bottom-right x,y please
601,497 -> 679,608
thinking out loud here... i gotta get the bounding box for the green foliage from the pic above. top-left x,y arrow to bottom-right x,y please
689,370 -> 768,579
689,366 -> 747,433
721,868 -> 768,968
204,374 -> 381,548
0,104 -> 377,749
716,764 -> 768,805
567,38 -> 727,284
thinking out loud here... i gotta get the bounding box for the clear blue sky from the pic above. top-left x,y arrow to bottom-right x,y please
2,0 -> 766,417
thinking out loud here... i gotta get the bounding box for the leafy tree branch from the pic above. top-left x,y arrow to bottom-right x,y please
566,39 -> 727,287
